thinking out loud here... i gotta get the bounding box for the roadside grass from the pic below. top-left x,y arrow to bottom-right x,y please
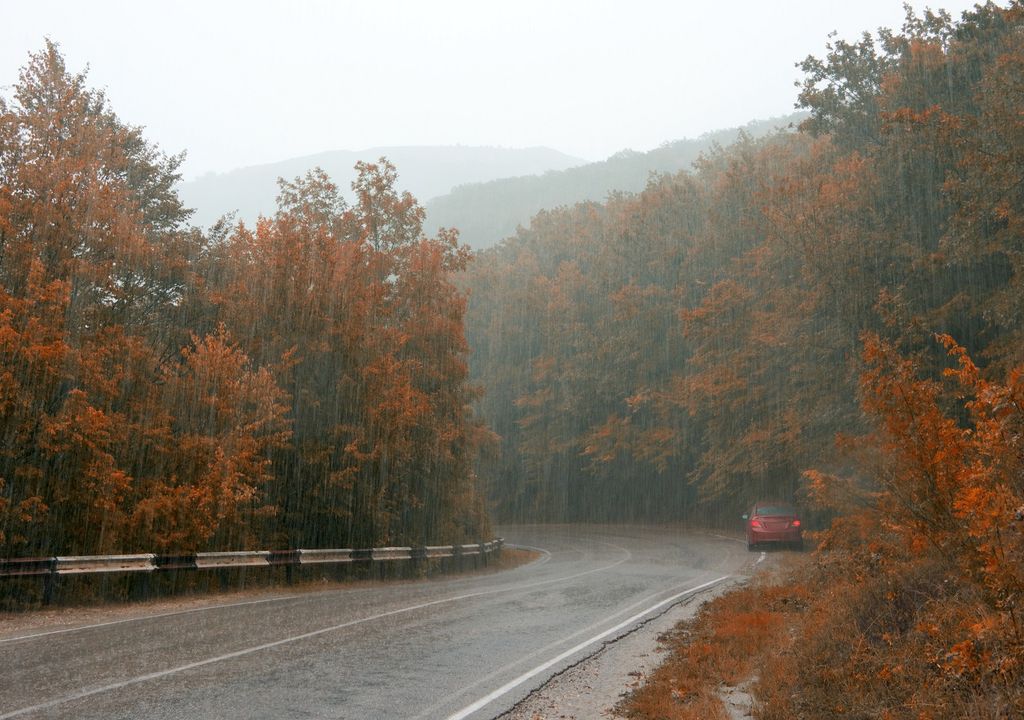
622,541 -> 1023,719
620,554 -> 809,720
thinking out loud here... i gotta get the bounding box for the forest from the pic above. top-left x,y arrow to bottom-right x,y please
422,114 -> 804,249
0,3 -> 1020,545
467,2 -> 1024,525
0,44 -> 490,557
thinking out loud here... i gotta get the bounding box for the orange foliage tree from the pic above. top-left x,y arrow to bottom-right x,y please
203,161 -> 487,550
0,42 -> 197,554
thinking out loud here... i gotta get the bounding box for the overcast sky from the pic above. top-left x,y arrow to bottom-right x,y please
1,0 -> 986,180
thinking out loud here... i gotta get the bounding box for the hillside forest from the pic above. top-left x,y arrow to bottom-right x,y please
179,145 -> 587,231
465,3 -> 1024,714
467,2 -> 1024,525
421,114 -> 804,248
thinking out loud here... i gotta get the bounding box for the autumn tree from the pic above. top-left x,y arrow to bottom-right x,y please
0,43 -> 198,555
203,161 -> 488,549
127,327 -> 291,552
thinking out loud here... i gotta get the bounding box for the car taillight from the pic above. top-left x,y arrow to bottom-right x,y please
750,519 -> 763,528
792,519 -> 801,527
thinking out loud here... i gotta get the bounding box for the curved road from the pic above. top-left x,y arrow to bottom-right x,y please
0,525 -> 747,719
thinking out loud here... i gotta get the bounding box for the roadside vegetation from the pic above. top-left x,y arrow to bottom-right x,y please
623,565 -> 803,720
624,330 -> 1024,717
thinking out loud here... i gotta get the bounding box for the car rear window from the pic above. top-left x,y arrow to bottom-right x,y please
755,505 -> 796,516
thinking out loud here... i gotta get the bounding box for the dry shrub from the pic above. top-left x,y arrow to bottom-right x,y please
756,550 -> 1021,719
625,538 -> 1020,719
751,336 -> 1023,718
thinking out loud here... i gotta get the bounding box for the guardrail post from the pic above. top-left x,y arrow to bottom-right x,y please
268,550 -> 299,585
410,546 -> 426,576
350,548 -> 372,580
133,570 -> 151,600
43,561 -> 57,606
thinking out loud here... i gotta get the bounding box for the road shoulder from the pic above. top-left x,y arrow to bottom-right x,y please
497,546 -> 800,720
496,575 -> 744,719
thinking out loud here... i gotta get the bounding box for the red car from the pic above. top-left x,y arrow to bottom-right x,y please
743,502 -> 803,551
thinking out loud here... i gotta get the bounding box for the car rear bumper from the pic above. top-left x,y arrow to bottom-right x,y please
749,529 -> 802,544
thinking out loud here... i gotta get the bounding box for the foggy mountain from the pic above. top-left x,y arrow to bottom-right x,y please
177,145 -> 587,228
424,113 -> 807,248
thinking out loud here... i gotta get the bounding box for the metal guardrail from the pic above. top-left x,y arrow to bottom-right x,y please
370,547 -> 413,561
297,548 -> 354,564
423,545 -> 454,559
195,551 -> 271,569
55,554 -> 157,574
0,539 -> 504,603
0,558 -> 55,577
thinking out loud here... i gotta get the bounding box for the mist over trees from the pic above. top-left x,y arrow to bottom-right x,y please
466,2 -> 1024,527
423,114 -> 805,249
0,42 -> 489,557
179,145 -> 586,230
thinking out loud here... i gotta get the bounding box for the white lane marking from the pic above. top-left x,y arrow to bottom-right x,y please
443,575 -> 732,720
412,576 -> 721,720
0,547 -> 631,719
707,532 -> 746,545
0,595 -> 301,645
502,543 -> 552,567
755,551 -> 766,566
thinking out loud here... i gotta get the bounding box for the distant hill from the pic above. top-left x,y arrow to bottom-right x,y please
177,146 -> 588,228
424,113 -> 807,248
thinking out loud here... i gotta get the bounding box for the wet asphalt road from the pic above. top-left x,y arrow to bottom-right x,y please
0,525 -> 747,719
